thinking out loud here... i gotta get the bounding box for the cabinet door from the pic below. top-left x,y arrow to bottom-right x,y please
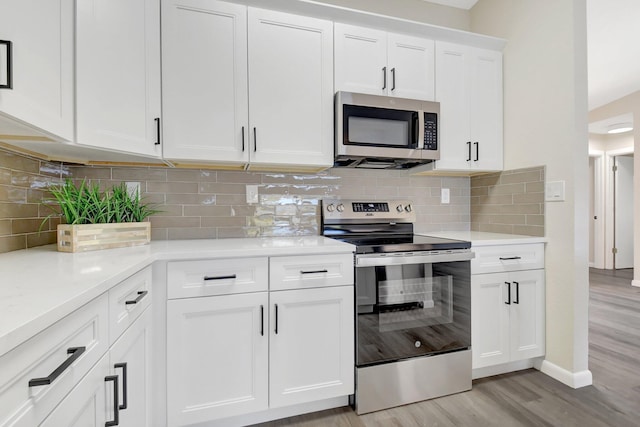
509,269 -> 545,361
39,354 -> 110,427
76,0 -> 161,157
471,272 -> 510,369
167,292 -> 268,425
387,33 -> 435,101
434,42 -> 471,170
109,308 -> 152,427
161,0 -> 249,165
248,8 -> 333,169
334,23 -> 387,96
269,286 -> 354,408
0,0 -> 73,141
469,48 -> 503,171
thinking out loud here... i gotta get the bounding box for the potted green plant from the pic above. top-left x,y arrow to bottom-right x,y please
43,179 -> 160,252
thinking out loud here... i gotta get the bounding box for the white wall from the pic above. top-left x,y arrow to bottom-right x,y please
590,132 -> 634,152
470,0 -> 591,387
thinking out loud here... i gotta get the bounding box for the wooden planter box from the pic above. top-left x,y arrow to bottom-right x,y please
57,222 -> 151,253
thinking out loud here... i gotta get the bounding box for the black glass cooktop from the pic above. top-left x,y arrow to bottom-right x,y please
329,234 -> 471,254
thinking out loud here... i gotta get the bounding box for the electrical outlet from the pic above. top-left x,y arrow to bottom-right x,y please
441,188 -> 450,204
125,182 -> 141,200
246,185 -> 259,204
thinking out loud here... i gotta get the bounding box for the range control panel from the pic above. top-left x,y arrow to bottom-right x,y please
322,199 -> 416,222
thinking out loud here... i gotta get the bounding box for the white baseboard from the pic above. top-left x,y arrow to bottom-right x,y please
539,360 -> 592,388
472,359 -> 536,379
632,279 -> 640,288
203,396 -> 350,427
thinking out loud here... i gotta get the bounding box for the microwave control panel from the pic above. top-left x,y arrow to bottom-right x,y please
423,112 -> 438,150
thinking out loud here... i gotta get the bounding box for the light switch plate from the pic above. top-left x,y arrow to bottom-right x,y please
545,181 -> 565,202
246,185 -> 259,204
441,188 -> 450,204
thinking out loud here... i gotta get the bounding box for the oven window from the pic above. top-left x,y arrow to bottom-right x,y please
343,104 -> 418,148
356,261 -> 471,367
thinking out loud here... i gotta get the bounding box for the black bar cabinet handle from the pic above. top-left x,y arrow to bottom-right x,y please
154,117 -> 161,145
391,67 -> 396,90
274,304 -> 279,334
114,363 -> 128,410
499,256 -> 522,261
253,127 -> 257,152
260,305 -> 264,336
125,290 -> 148,305
203,274 -> 237,281
505,282 -> 511,305
466,141 -> 471,161
382,66 -> 387,90
29,346 -> 86,387
300,269 -> 328,274
513,281 -> 520,304
474,141 -> 479,161
105,375 -> 120,426
241,126 -> 245,152
0,40 -> 12,89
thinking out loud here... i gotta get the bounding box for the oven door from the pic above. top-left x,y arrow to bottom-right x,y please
355,251 -> 471,367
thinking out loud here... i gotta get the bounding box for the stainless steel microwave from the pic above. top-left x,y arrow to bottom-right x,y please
334,91 -> 440,169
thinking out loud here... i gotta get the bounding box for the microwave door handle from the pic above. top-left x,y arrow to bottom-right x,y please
417,112 -> 425,149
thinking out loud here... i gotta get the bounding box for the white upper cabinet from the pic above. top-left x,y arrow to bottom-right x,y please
76,0 -> 162,157
334,23 -> 435,101
161,2 -> 334,170
161,0 -> 249,164
248,8 -> 334,169
0,0 -> 74,141
430,41 -> 503,173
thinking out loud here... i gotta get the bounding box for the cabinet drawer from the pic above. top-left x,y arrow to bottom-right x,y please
167,257 -> 268,299
0,293 -> 109,427
108,266 -> 152,345
471,243 -> 544,274
270,253 -> 354,291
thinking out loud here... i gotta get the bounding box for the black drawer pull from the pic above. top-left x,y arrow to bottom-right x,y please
105,375 -> 120,426
204,274 -> 237,281
499,256 -> 522,261
0,40 -> 12,89
260,305 -> 264,336
274,304 -> 279,335
114,363 -> 128,410
513,281 -> 520,304
28,346 -> 86,387
505,282 -> 511,305
154,117 -> 161,145
300,269 -> 328,274
125,290 -> 148,305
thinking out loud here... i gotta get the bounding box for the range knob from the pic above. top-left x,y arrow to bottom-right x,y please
396,204 -> 404,212
404,204 -> 412,213
336,204 -> 345,212
326,204 -> 335,212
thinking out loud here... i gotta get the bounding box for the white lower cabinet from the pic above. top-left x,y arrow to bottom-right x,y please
167,292 -> 269,426
39,353 -> 111,427
0,269 -> 153,427
472,269 -> 545,369
166,254 -> 355,426
109,307 -> 153,426
269,287 -> 354,408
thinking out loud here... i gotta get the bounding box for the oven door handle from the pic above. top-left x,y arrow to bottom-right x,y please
356,251 -> 474,267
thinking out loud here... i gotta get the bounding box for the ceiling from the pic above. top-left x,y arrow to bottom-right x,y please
587,0 -> 640,111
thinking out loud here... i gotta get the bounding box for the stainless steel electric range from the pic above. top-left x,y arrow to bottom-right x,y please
322,199 -> 474,414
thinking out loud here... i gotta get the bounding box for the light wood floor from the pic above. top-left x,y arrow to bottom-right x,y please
255,268 -> 640,427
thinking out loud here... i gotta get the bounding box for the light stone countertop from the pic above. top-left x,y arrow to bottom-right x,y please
418,231 -> 547,246
0,237 -> 355,357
